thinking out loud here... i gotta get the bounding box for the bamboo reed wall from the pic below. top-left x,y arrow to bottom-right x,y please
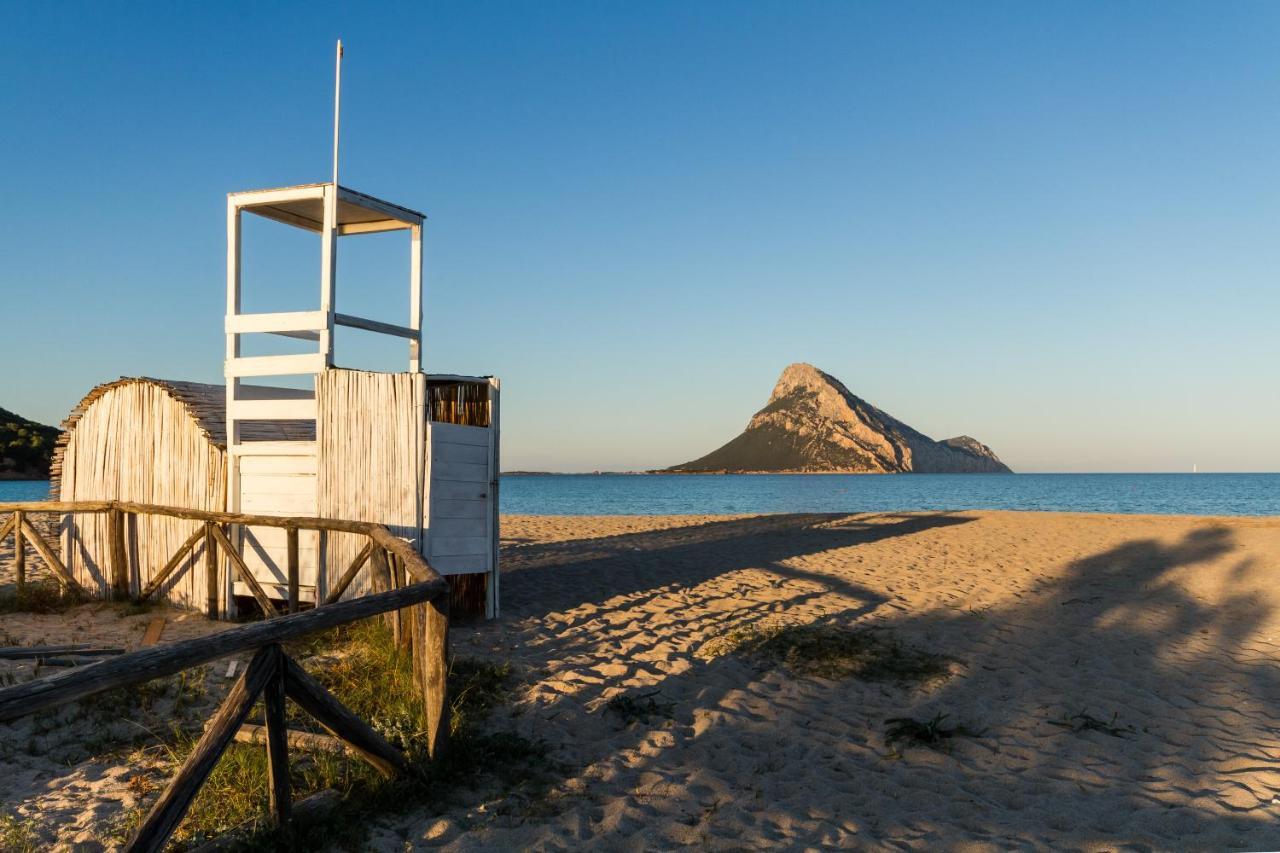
426,380 -> 491,427
316,370 -> 424,601
56,380 -> 228,608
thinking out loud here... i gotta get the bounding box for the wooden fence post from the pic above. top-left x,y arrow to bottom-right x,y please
204,523 -> 219,620
420,591 -> 450,759
263,644 -> 291,827
370,548 -> 395,637
392,554 -> 411,652
125,645 -> 278,853
286,527 -> 299,614
109,508 -> 129,600
13,511 -> 25,591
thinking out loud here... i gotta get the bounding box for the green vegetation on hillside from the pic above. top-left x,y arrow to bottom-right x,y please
0,407 -> 59,479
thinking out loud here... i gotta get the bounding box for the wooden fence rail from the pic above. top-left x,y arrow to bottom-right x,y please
0,507 -> 83,594
0,500 -> 451,853
0,499 -> 430,612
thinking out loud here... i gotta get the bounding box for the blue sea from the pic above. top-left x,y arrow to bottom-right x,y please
499,473 -> 1280,516
0,480 -> 52,502
6,474 -> 1277,517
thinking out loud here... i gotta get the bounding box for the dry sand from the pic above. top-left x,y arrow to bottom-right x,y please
383,511 -> 1280,850
6,511 -> 1280,850
0,515 -> 234,849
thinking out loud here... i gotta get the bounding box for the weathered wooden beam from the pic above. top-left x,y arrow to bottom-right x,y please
282,655 -> 410,779
263,647 -> 291,827
370,548 -> 396,638
0,500 -> 436,589
0,513 -> 17,544
421,594 -> 451,760
113,502 -> 377,534
0,581 -> 448,722
125,645 -> 278,853
229,722 -> 347,755
141,618 -> 166,647
391,554 -> 410,652
208,523 -> 277,617
367,527 -> 430,584
0,500 -> 113,514
12,511 -> 24,590
0,644 -> 113,656
204,523 -> 219,620
18,516 -> 80,593
322,539 -> 373,605
109,508 -> 129,600
138,525 -> 205,602
286,527 -> 299,614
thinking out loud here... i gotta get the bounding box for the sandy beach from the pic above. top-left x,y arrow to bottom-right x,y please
399,510 -> 1280,850
5,510 -> 1280,849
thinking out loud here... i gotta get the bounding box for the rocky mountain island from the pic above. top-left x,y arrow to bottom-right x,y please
670,363 -> 1011,474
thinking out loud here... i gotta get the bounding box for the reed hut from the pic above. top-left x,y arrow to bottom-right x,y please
54,180 -> 502,617
53,378 -> 230,609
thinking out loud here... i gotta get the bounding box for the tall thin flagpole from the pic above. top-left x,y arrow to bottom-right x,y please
332,40 -> 343,187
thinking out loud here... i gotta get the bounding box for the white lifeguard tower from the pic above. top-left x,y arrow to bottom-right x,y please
223,182 -> 500,618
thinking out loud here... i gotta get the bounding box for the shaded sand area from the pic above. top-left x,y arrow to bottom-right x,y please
384,511 -> 1280,850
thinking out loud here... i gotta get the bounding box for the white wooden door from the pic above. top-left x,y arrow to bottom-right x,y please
426,422 -> 495,576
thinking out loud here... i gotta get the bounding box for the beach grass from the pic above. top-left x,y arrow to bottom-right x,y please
0,813 -> 40,853
700,621 -> 953,684
1049,710 -> 1139,739
884,712 -> 984,753
108,618 -> 553,851
604,689 -> 677,725
0,579 -> 84,614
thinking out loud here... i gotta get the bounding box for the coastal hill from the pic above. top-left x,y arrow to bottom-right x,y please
0,406 -> 60,479
670,363 -> 1012,474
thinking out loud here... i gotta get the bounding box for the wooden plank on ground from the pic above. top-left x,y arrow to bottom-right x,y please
142,618 -> 166,648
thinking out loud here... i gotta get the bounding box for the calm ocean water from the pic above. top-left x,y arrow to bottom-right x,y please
499,473 -> 1280,516
0,480 -> 51,502
5,474 -> 1277,516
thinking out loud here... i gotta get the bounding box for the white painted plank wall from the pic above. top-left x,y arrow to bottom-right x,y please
427,421 -> 495,578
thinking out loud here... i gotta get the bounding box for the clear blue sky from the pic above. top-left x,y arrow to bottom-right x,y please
2,2 -> 1278,472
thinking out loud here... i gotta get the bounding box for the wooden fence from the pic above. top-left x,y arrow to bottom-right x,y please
0,500 -> 450,853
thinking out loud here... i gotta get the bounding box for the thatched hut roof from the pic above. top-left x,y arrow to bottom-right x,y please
50,377 -> 313,496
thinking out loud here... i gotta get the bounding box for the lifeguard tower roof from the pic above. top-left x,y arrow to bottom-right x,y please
229,183 -> 425,236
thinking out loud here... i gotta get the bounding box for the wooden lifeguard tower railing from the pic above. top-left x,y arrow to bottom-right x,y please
223,180 -> 501,618
224,183 -> 429,611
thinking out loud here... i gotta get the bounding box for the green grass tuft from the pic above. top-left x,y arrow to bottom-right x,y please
885,712 -> 984,753
113,618 -> 555,851
604,689 -> 676,725
1049,710 -> 1138,739
701,621 -> 953,684
0,813 -> 40,853
0,579 -> 84,614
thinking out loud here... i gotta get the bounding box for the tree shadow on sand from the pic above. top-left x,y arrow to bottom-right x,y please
499,512 -> 975,621
458,516 -> 1280,849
